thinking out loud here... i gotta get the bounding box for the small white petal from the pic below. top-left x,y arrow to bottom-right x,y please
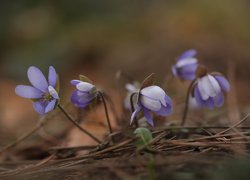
176,58 -> 197,68
208,75 -> 221,94
140,95 -> 161,111
76,82 -> 94,92
130,106 -> 141,124
125,83 -> 138,92
141,86 -> 166,107
124,92 -> 138,110
198,75 -> 221,100
48,86 -> 59,99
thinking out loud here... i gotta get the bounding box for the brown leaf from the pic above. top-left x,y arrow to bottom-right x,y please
195,65 -> 207,78
140,73 -> 155,90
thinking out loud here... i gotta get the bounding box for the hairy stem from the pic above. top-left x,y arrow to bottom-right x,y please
181,80 -> 196,126
130,92 -> 138,128
98,91 -> 114,142
58,104 -> 101,144
103,93 -> 120,126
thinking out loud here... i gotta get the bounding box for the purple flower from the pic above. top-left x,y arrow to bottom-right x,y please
130,85 -> 173,126
192,67 -> 230,109
70,80 -> 98,108
172,49 -> 198,80
15,66 -> 59,115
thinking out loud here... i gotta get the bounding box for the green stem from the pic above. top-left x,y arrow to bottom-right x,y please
58,104 -> 101,144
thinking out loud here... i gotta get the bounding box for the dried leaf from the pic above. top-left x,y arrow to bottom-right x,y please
195,65 -> 207,78
210,72 -> 224,77
140,73 -> 155,90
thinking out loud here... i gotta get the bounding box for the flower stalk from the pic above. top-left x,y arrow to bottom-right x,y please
181,79 -> 196,126
130,92 -> 138,128
97,91 -> 114,142
58,104 -> 101,144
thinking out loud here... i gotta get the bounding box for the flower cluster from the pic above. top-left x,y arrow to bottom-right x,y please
15,49 -> 230,129
172,50 -> 230,109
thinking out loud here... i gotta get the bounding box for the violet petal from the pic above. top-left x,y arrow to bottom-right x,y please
48,66 -> 57,88
15,85 -> 43,99
27,66 -> 48,92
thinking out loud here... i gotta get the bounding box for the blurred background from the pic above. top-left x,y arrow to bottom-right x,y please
0,0 -> 250,157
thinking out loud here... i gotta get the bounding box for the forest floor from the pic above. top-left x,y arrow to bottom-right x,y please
0,114 -> 250,180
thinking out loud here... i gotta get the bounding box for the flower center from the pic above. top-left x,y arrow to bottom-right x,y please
42,92 -> 53,102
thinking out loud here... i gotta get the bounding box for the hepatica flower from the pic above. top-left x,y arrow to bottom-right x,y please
192,65 -> 230,109
130,74 -> 173,126
15,66 -> 59,115
71,75 -> 114,137
70,75 -> 98,108
172,49 -> 198,80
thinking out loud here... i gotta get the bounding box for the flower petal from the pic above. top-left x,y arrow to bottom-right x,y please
194,85 -> 206,107
208,75 -> 221,94
140,95 -> 161,111
214,76 -> 230,92
48,86 -> 59,99
71,80 -> 81,86
33,101 -> 45,115
175,58 -> 197,68
125,83 -> 138,92
15,85 -> 43,99
77,91 -> 96,103
205,98 -> 215,109
71,91 -> 86,108
71,90 -> 94,108
155,95 -> 173,116
178,63 -> 198,80
48,66 -> 57,87
45,99 -> 57,113
198,75 -> 221,100
171,66 -> 178,76
27,66 -> 48,92
130,105 -> 141,125
124,92 -> 138,111
189,95 -> 199,109
179,49 -> 197,60
212,92 -> 224,107
143,108 -> 154,126
141,86 -> 166,107
76,82 -> 95,92
194,86 -> 215,109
